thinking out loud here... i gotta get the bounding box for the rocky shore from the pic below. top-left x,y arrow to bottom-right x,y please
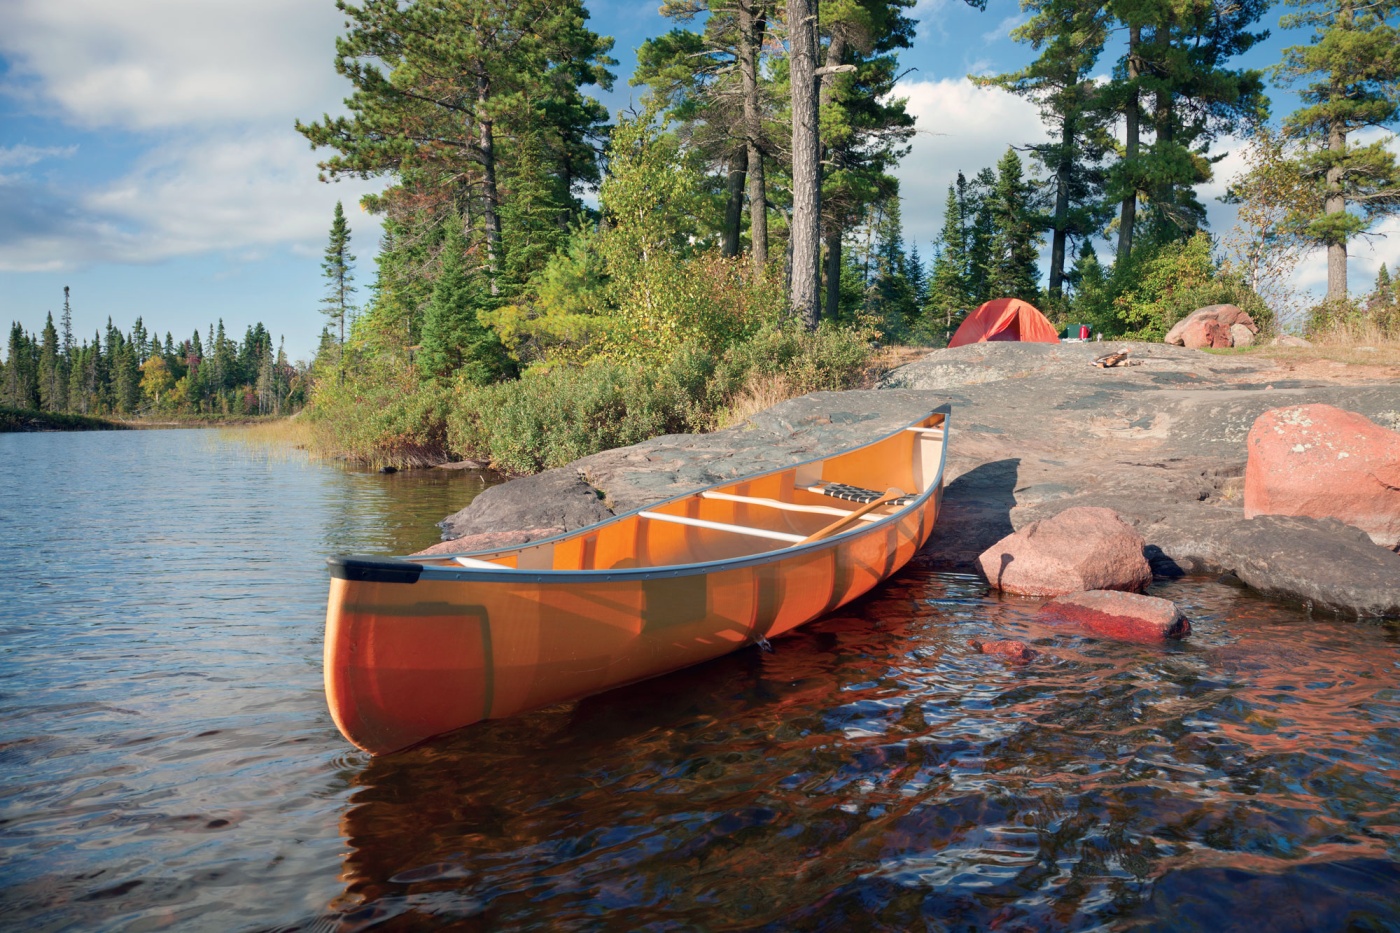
435,341 -> 1400,619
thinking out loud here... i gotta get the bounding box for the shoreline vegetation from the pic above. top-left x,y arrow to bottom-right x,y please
0,408 -> 309,434
0,407 -> 129,432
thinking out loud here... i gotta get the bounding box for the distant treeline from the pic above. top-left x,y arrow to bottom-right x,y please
2,289 -> 307,418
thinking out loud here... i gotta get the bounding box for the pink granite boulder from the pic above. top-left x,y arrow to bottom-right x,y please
968,639 -> 1038,662
977,506 -> 1153,596
1244,404 -> 1400,550
412,527 -> 564,557
1165,304 -> 1258,349
1040,590 -> 1192,642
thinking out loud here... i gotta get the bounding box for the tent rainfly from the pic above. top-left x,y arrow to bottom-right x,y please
948,298 -> 1061,348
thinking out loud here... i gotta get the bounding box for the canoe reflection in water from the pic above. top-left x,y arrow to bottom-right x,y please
324,408 -> 949,755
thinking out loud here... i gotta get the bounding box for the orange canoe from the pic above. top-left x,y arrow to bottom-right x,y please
324,407 -> 949,755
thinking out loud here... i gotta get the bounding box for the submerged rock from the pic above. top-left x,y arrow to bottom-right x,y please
977,506 -> 1152,597
968,638 -> 1038,662
1040,590 -> 1191,641
1244,404 -> 1400,550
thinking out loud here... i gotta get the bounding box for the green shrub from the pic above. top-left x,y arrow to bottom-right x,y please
446,353 -> 713,474
707,320 -> 877,408
443,322 -> 877,474
306,350 -> 453,467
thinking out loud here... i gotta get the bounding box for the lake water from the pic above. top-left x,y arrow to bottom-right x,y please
1,428 -> 1398,931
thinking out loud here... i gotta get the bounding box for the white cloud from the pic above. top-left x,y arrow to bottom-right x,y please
0,133 -> 378,272
912,0 -> 952,40
982,14 -> 1028,44
892,77 -> 1050,246
0,0 -> 384,273
0,143 -> 77,170
0,0 -> 350,129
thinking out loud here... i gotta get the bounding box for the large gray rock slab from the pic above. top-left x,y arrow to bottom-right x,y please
440,390 -> 949,539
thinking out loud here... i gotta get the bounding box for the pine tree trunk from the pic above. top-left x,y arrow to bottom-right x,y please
477,77 -> 502,297
1153,27 -> 1176,234
824,227 -> 842,321
740,1 -> 768,270
1327,123 -> 1348,301
1049,118 -> 1073,298
789,0 -> 821,329
818,33 -> 848,322
1117,24 -> 1141,265
722,158 -> 746,257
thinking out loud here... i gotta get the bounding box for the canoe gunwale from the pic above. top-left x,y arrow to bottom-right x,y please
327,404 -> 949,587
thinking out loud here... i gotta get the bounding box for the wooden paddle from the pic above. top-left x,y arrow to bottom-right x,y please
796,487 -> 907,545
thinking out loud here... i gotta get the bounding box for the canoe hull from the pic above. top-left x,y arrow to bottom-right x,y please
325,409 -> 948,755
325,486 -> 941,755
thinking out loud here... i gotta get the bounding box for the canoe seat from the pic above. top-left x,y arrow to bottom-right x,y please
810,483 -> 916,506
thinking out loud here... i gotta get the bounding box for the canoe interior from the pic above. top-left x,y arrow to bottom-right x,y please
413,411 -> 947,573
325,409 -> 949,755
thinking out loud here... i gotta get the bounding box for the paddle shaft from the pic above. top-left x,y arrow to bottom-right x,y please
797,487 -> 906,545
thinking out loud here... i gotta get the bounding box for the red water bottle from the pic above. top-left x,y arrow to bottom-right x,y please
1079,324 -> 1090,340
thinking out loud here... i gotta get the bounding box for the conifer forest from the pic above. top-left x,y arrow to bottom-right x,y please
5,0 -> 1398,461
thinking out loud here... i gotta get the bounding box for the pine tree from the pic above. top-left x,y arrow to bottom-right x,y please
1067,238 -> 1110,325
966,167 -> 999,303
926,180 -> 973,330
976,0 -> 1111,301
817,0 -> 918,322
497,130 -> 569,296
296,0 -> 615,293
1274,0 -> 1400,300
38,313 -> 64,412
906,242 -> 928,311
1105,0 -> 1269,259
5,323 -> 38,409
321,200 -> 355,366
418,224 -> 513,384
987,149 -> 1043,303
60,286 -> 74,362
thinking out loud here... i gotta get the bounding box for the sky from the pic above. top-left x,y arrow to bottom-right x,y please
1,0 -> 1397,360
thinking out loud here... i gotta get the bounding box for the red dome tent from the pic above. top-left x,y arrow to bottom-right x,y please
948,297 -> 1061,348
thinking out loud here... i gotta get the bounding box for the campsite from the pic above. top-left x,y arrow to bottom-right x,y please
3,0 -> 1400,928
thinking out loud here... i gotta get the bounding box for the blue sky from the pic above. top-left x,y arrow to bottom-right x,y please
1,0 -> 1395,359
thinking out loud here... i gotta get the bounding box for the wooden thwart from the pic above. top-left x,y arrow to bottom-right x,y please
638,510 -> 806,543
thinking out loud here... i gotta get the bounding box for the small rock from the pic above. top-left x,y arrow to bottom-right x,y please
969,638 -> 1038,662
1244,404 -> 1400,549
412,527 -> 564,557
1229,323 -> 1255,348
1271,334 -> 1312,347
379,465 -> 398,474
977,506 -> 1153,596
1040,590 -> 1192,642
